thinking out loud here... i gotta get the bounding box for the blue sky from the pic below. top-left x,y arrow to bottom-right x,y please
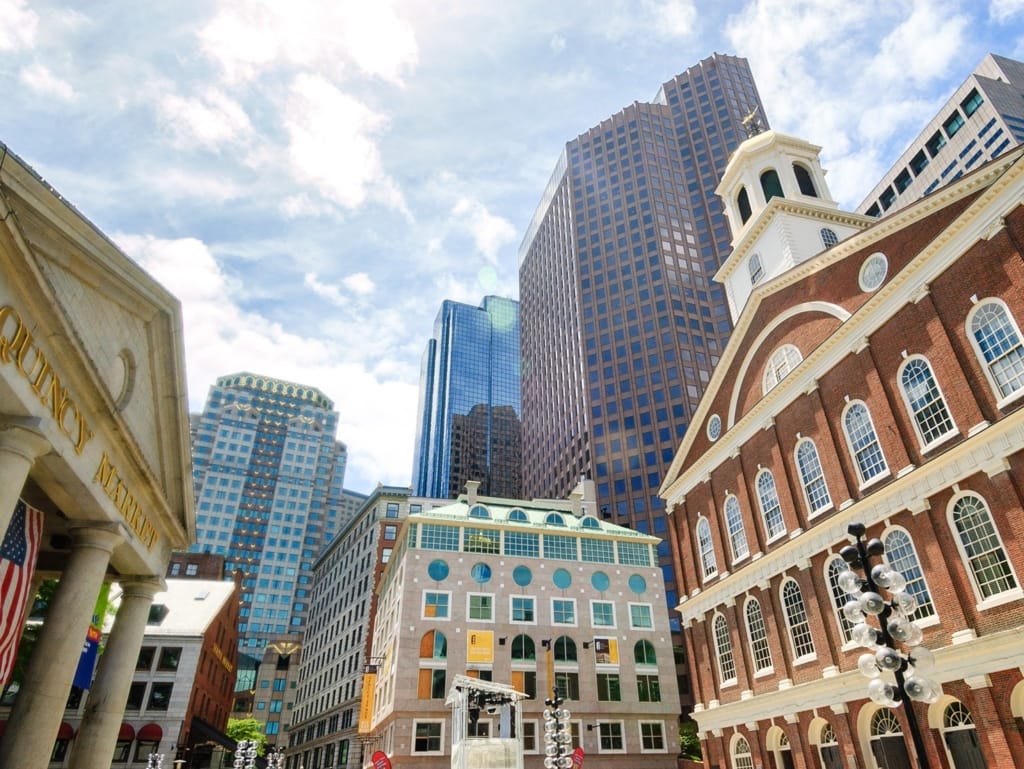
1,0 -> 1021,493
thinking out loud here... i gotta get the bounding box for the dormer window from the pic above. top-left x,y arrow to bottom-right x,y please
749,253 -> 764,285
737,187 -> 752,224
760,169 -> 784,202
793,163 -> 817,196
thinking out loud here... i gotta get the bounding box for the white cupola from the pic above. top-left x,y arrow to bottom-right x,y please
714,130 -> 869,322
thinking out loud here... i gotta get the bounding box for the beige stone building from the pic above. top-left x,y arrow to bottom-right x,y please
0,142 -> 194,768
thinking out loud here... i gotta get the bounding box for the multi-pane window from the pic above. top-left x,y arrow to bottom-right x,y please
581,538 -> 615,563
420,524 -> 459,551
552,599 -> 576,625
697,518 -> 718,579
418,669 -> 446,699
640,722 -> 666,751
883,529 -> 936,620
900,357 -> 956,446
157,647 -> 181,671
796,439 -> 832,514
423,592 -> 449,619
596,673 -> 622,701
782,579 -> 815,659
749,253 -> 764,284
724,495 -> 749,561
950,494 -> 1019,600
637,675 -> 662,702
420,630 -> 447,659
827,557 -> 856,642
468,594 -> 493,621
148,682 -> 173,710
598,722 -> 624,752
591,601 -> 615,627
413,722 -> 443,753
713,613 -> 736,684
504,531 -> 540,558
629,604 -> 653,629
554,671 -> 580,700
732,735 -> 755,769
511,634 -> 535,661
512,597 -> 535,623
843,401 -> 888,483
634,640 -> 657,666
618,541 -> 653,566
744,598 -> 773,673
756,470 -> 786,540
763,344 -> 803,394
464,527 -> 499,554
970,300 -> 1024,400
545,534 -> 578,560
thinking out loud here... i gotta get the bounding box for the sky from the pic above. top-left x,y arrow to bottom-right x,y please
1,0 -> 1022,494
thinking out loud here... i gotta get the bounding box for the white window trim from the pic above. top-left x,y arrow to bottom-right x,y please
589,599 -> 616,629
794,438 -> 833,518
509,595 -> 537,625
724,493 -> 750,565
946,491 -> 1021,606
421,590 -> 451,621
897,354 -> 960,451
780,577 -> 817,664
755,469 -> 787,544
628,602 -> 655,631
411,719 -> 445,755
522,720 -> 540,754
596,721 -> 627,754
696,515 -> 718,582
466,592 -> 496,623
840,399 -> 891,488
638,720 -> 668,753
712,612 -> 737,688
550,597 -> 578,627
743,596 -> 774,677
966,298 -> 1024,408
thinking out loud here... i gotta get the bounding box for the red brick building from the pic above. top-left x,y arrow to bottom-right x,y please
660,130 -> 1024,769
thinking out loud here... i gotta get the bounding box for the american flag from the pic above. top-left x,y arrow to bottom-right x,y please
0,501 -> 44,686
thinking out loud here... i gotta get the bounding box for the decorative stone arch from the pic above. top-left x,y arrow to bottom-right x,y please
807,716 -> 842,769
927,694 -> 987,769
1011,679 -> 1024,721
765,724 -> 794,769
728,302 -> 851,427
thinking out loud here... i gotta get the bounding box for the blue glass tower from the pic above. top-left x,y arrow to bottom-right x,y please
412,296 -> 521,499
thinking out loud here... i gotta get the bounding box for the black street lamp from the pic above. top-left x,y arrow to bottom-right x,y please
839,523 -> 942,769
543,689 -> 572,769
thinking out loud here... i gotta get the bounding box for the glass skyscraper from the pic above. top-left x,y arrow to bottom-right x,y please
412,296 -> 522,499
518,54 -> 768,702
189,372 -> 348,652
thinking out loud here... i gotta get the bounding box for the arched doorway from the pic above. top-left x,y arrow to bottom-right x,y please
766,725 -> 795,769
869,708 -> 912,769
810,720 -> 841,769
941,701 -> 987,769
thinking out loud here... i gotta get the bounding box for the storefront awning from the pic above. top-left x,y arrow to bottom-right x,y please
56,723 -> 74,740
137,723 -> 162,741
118,723 -> 136,741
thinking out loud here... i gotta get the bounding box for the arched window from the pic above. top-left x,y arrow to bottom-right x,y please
419,630 -> 447,659
899,357 -> 957,447
949,493 -> 1019,600
713,613 -> 736,684
781,578 -> 815,659
545,512 -> 566,526
737,187 -> 753,223
749,253 -> 764,285
816,723 -> 840,769
511,634 -> 535,661
553,636 -> 578,663
826,556 -> 856,642
763,344 -> 802,394
724,495 -> 749,562
820,227 -> 838,248
968,299 -> 1024,401
755,469 -> 786,540
469,504 -> 491,519
794,163 -> 817,196
882,529 -> 936,620
508,508 -> 529,523
744,597 -> 773,673
731,735 -> 754,769
697,517 -> 718,580
761,169 -> 784,201
795,439 -> 832,515
842,401 -> 888,484
634,640 -> 657,666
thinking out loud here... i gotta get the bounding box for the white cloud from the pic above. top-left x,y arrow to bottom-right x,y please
550,33 -> 567,52
199,0 -> 418,85
990,0 -> 1024,21
304,271 -> 375,305
451,197 -> 518,264
0,0 -> 38,51
343,272 -> 376,295
18,62 -> 75,101
285,73 -> 407,212
651,0 -> 698,37
159,88 -> 253,150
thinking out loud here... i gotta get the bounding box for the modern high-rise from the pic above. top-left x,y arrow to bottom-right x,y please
190,372 -> 348,652
858,53 -> 1024,217
412,296 -> 522,499
518,53 -> 768,678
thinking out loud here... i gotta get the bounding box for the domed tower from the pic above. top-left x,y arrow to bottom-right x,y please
714,130 -> 871,322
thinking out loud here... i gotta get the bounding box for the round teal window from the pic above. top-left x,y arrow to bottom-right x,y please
591,571 -> 610,592
628,574 -> 647,594
513,565 -> 532,587
471,563 -> 492,584
428,559 -> 449,581
553,568 -> 572,589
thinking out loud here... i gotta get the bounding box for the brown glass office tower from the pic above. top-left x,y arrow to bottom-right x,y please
519,53 -> 767,707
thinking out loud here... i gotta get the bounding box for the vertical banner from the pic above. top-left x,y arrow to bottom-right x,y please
466,630 -> 494,663
0,501 -> 44,686
73,583 -> 110,690
571,747 -> 585,768
358,671 -> 377,734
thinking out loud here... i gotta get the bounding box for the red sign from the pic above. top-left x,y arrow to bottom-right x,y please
571,747 -> 585,768
371,751 -> 392,769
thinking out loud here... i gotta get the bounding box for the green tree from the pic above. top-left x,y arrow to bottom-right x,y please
226,718 -> 267,758
679,719 -> 702,761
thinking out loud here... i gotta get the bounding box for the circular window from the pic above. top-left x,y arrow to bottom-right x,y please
427,560 -> 449,581
707,414 -> 722,441
471,563 -> 492,584
591,571 -> 610,592
859,252 -> 888,292
628,574 -> 647,594
513,565 -> 532,587
552,569 -> 572,590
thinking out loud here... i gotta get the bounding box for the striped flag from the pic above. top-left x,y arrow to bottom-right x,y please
0,500 -> 44,686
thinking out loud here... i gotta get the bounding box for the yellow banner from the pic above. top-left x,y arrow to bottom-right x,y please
467,631 -> 494,663
358,672 -> 377,734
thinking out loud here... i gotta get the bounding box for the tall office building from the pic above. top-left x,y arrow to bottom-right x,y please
412,296 -> 522,499
190,372 -> 348,652
518,54 -> 768,657
858,53 -> 1024,217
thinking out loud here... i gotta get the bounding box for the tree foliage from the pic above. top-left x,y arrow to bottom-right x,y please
226,718 -> 268,757
679,719 -> 703,761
